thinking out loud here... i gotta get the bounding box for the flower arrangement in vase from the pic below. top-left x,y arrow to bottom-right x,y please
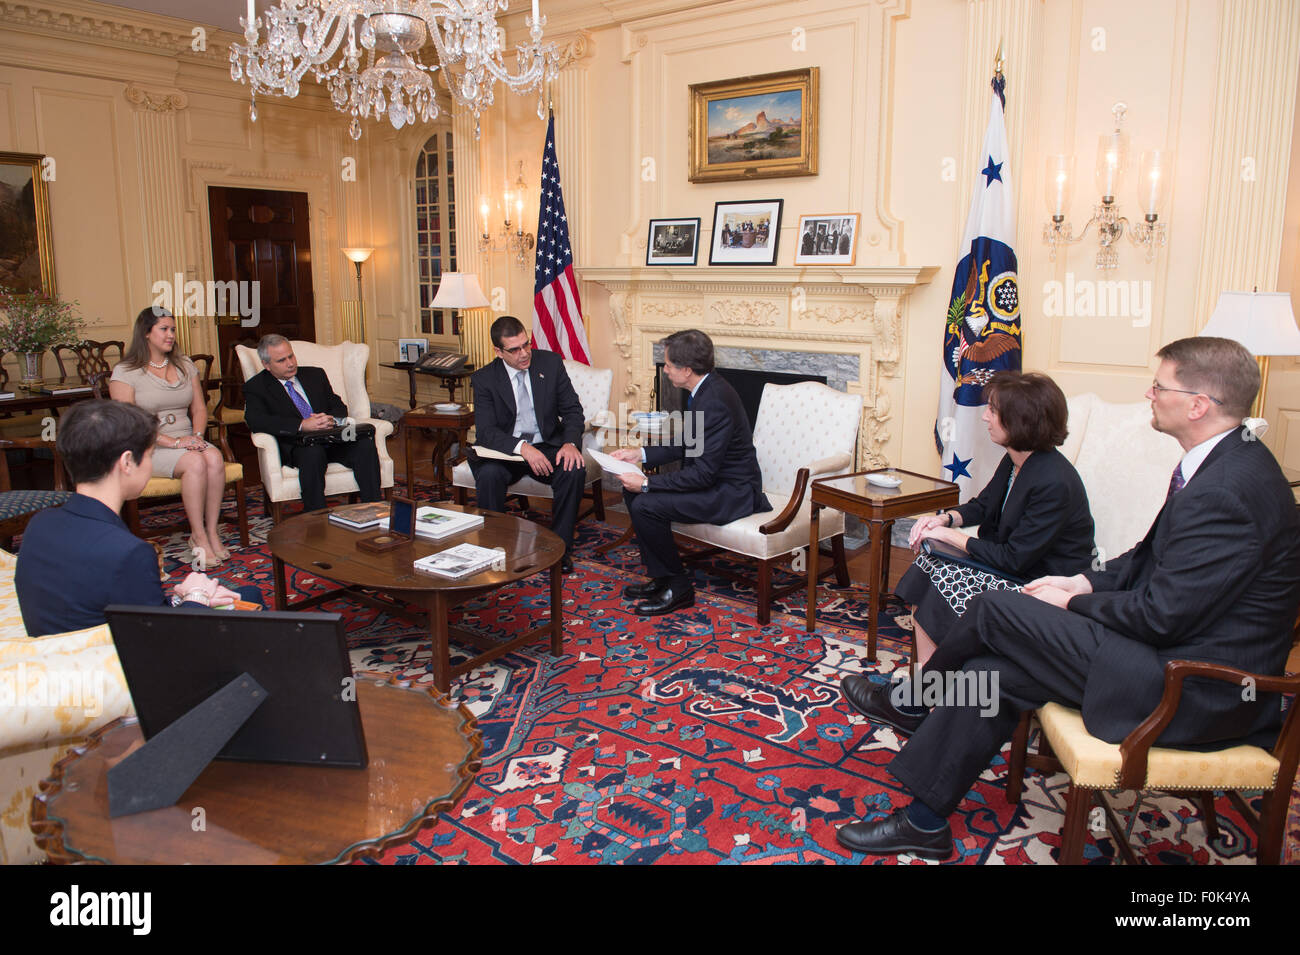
0,286 -> 85,387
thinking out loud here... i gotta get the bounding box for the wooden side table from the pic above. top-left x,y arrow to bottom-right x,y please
382,362 -> 475,409
402,405 -> 474,498
806,469 -> 959,661
30,677 -> 483,865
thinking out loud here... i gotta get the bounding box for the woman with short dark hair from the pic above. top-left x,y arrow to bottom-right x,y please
896,370 -> 1095,663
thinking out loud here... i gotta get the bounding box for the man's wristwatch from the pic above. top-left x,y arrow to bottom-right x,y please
641,478 -> 649,493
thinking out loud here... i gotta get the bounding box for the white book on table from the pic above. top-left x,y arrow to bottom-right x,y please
413,542 -> 502,579
379,505 -> 483,540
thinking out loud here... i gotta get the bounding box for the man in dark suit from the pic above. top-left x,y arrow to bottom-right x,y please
242,334 -> 382,513
468,315 -> 586,573
836,336 -> 1300,859
611,329 -> 771,615
16,400 -> 261,636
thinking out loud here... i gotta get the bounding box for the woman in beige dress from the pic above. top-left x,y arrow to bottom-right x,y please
108,307 -> 231,565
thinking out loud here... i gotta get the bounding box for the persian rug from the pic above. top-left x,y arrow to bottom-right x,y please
136,487 -> 1297,865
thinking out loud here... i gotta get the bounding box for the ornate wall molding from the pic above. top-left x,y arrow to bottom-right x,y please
552,30 -> 594,70
642,299 -> 703,322
710,299 -> 777,326
124,84 -> 188,113
0,1 -> 195,52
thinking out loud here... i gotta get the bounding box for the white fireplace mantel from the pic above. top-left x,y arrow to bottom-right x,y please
579,264 -> 940,468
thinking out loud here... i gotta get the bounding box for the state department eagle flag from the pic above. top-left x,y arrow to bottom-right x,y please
532,111 -> 591,364
935,69 -> 1022,499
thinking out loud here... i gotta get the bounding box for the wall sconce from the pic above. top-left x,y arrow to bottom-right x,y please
341,246 -> 373,342
1042,103 -> 1172,270
479,161 -> 535,269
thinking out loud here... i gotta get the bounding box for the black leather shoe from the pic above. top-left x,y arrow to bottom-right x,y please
621,579 -> 664,600
836,807 -> 953,859
561,554 -> 574,574
632,584 -> 695,616
840,674 -> 925,737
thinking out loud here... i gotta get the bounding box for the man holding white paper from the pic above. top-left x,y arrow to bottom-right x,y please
611,330 -> 770,615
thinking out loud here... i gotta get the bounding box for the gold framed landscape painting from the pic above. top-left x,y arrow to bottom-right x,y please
689,68 -> 819,183
0,152 -> 56,297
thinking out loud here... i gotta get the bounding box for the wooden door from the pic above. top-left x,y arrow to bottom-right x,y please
208,186 -> 315,405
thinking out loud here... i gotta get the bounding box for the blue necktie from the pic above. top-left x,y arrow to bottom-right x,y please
284,378 -> 314,418
1166,463 -> 1185,500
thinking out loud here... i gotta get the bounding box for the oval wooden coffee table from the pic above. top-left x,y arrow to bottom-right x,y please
30,677 -> 483,864
268,504 -> 566,692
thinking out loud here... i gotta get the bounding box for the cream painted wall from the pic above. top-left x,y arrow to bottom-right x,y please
2,0 -> 1297,469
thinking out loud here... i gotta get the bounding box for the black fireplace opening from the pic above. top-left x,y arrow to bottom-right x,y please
654,363 -> 827,429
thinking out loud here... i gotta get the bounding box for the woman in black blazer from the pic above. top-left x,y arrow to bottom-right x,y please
899,371 -> 1095,663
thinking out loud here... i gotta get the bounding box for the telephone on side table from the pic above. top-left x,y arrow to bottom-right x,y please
415,350 -> 469,374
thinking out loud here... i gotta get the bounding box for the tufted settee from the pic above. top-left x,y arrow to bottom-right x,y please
0,550 -> 134,864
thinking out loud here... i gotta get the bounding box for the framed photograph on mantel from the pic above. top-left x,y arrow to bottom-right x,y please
708,199 -> 783,266
646,218 -> 701,266
0,152 -> 56,297
794,213 -> 859,266
688,68 -> 818,183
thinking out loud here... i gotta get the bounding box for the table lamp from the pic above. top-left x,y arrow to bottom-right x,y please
431,272 -> 491,367
1200,290 -> 1300,419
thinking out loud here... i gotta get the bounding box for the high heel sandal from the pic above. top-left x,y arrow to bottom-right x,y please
184,535 -> 223,569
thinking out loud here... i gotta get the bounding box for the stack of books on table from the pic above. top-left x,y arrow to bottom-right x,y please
379,505 -> 484,540
328,502 -> 391,530
413,543 -> 502,579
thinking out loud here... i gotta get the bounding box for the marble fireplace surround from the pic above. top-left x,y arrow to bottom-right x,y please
580,266 -> 938,468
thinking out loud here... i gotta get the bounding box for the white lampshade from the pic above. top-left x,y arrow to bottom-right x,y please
341,247 -> 374,264
431,272 -> 490,309
1201,291 -> 1300,356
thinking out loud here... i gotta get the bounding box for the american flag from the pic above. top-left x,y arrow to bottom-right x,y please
532,112 -> 591,364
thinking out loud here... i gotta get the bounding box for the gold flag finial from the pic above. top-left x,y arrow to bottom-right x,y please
994,40 -> 1004,76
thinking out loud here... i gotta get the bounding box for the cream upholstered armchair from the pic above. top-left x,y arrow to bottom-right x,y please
452,359 -> 613,522
235,341 -> 395,523
673,381 -> 863,625
0,550 -> 134,864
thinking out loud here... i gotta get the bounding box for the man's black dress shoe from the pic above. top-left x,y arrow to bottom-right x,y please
840,674 -> 925,736
836,808 -> 953,859
561,554 -> 574,574
621,579 -> 663,600
632,584 -> 695,616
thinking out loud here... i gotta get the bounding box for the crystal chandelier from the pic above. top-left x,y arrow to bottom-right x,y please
230,1 -> 562,140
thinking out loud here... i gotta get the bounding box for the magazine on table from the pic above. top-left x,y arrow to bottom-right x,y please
413,543 -> 502,579
379,505 -> 484,540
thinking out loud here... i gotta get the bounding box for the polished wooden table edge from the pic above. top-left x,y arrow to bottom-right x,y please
29,674 -> 485,866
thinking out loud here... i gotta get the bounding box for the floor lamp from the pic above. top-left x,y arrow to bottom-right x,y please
431,272 -> 491,368
341,247 -> 374,343
1200,290 -> 1300,420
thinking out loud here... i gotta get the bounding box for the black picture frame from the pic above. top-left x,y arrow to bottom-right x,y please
646,217 -> 701,266
707,199 -> 783,266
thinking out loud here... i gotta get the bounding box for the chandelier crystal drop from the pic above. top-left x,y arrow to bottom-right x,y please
231,2 -> 561,140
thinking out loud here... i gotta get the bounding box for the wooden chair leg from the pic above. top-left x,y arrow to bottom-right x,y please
1005,710 -> 1033,804
235,480 -> 250,547
591,481 -> 606,521
123,499 -> 143,537
831,533 -> 850,586
270,499 -> 283,525
454,486 -> 467,506
1255,790 -> 1285,865
756,558 -> 772,625
1058,783 -> 1091,865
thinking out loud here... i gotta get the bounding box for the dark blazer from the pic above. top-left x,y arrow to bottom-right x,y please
955,449 -> 1095,579
643,373 -> 771,521
243,366 -> 350,458
1071,427 -> 1300,747
16,494 -> 166,637
470,349 -> 584,455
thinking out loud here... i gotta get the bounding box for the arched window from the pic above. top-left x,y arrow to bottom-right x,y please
415,131 -> 458,337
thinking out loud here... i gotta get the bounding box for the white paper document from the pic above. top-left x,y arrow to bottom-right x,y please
589,448 -> 645,478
